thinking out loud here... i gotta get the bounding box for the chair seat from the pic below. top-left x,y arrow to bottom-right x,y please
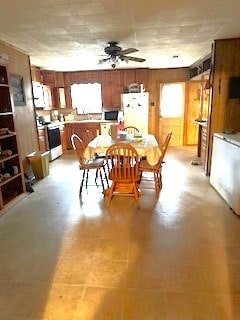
139,159 -> 159,171
81,158 -> 105,169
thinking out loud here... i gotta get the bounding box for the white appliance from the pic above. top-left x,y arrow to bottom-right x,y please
121,92 -> 149,134
210,133 -> 240,215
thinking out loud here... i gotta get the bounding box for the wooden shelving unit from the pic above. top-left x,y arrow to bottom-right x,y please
0,65 -> 25,212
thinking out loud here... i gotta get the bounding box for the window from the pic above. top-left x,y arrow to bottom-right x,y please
71,83 -> 102,114
160,83 -> 185,117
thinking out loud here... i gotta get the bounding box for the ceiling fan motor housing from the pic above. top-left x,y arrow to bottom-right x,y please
104,41 -> 122,56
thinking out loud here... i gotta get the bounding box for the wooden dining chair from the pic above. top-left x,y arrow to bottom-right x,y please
138,132 -> 172,193
71,134 -> 108,195
105,143 -> 141,208
124,126 -> 140,135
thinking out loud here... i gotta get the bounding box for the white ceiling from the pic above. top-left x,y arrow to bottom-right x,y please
0,0 -> 240,71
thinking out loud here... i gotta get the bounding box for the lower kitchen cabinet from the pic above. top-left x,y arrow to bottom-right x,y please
37,126 -> 47,152
59,124 -> 67,152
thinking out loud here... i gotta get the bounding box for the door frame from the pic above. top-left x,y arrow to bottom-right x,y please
156,79 -> 188,145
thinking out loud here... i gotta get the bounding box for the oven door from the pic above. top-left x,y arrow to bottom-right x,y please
46,125 -> 63,161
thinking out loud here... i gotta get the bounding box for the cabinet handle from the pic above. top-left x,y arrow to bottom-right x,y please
218,78 -> 221,95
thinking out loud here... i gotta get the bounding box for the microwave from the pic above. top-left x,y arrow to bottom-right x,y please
104,110 -> 119,121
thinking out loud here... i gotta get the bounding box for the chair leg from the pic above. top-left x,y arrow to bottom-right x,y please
106,182 -> 115,207
86,169 -> 89,189
79,170 -> 86,195
132,182 -> 140,208
103,165 -> 109,188
95,169 -> 98,185
99,168 -> 105,192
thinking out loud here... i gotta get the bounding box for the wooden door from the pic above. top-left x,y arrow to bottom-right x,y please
159,82 -> 185,146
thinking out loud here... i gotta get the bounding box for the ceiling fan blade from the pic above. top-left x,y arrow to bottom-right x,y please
98,58 -> 109,64
123,56 -> 146,62
121,48 -> 138,55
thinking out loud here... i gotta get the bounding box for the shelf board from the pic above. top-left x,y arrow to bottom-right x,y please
0,132 -> 16,140
0,112 -> 13,115
0,173 -> 22,187
0,83 -> 9,88
0,153 -> 19,164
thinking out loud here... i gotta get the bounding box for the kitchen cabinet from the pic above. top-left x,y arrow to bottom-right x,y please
31,66 -> 42,83
135,69 -> 148,86
0,65 -> 25,212
55,72 -> 64,87
101,70 -> 122,85
42,70 -> 56,86
123,69 -> 136,88
85,71 -> 100,83
71,71 -> 86,84
43,85 -> 55,109
210,133 -> 240,215
54,87 -> 66,109
59,124 -> 67,153
101,84 -> 122,109
37,126 -> 47,152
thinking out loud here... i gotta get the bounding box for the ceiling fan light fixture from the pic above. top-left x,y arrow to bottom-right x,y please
98,41 -> 145,69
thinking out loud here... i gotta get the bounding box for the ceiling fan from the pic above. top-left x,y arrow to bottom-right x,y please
98,41 -> 146,68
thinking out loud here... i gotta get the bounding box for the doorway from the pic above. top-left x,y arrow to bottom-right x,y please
159,82 -> 185,146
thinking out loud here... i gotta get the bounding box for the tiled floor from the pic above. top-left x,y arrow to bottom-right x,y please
0,146 -> 240,319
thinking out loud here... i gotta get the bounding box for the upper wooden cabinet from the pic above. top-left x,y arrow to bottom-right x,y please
42,70 -> 65,87
101,70 -> 122,85
55,72 -> 64,87
85,71 -> 100,83
123,69 -> 136,88
31,66 -> 42,83
42,70 -> 56,86
135,69 -> 148,86
70,71 -> 86,84
102,84 -> 122,109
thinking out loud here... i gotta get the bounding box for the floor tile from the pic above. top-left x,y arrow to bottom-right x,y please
122,289 -> 168,320
30,284 -> 84,320
74,287 -> 125,320
0,282 -> 45,320
89,260 -> 127,288
166,292 -> 214,320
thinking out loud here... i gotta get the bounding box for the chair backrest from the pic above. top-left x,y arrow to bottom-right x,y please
84,129 -> 94,147
71,134 -> 85,166
161,131 -> 172,160
106,143 -> 139,181
124,126 -> 139,135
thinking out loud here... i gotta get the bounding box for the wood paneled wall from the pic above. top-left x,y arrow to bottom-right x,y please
184,81 -> 201,145
207,38 -> 240,174
0,41 -> 39,169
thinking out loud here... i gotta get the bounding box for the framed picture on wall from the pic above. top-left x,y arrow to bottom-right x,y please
10,74 -> 26,106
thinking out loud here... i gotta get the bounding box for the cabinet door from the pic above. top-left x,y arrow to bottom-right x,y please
42,70 -> 56,86
54,87 -> 66,109
60,125 -> 67,152
135,69 -> 148,86
43,85 -> 55,109
123,70 -> 136,88
85,71 -> 100,83
37,127 -> 47,151
65,125 -> 73,149
71,72 -> 86,83
55,72 -> 64,87
102,84 -> 122,108
31,66 -> 42,83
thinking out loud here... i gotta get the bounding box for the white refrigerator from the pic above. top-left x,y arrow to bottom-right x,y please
121,92 -> 149,134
